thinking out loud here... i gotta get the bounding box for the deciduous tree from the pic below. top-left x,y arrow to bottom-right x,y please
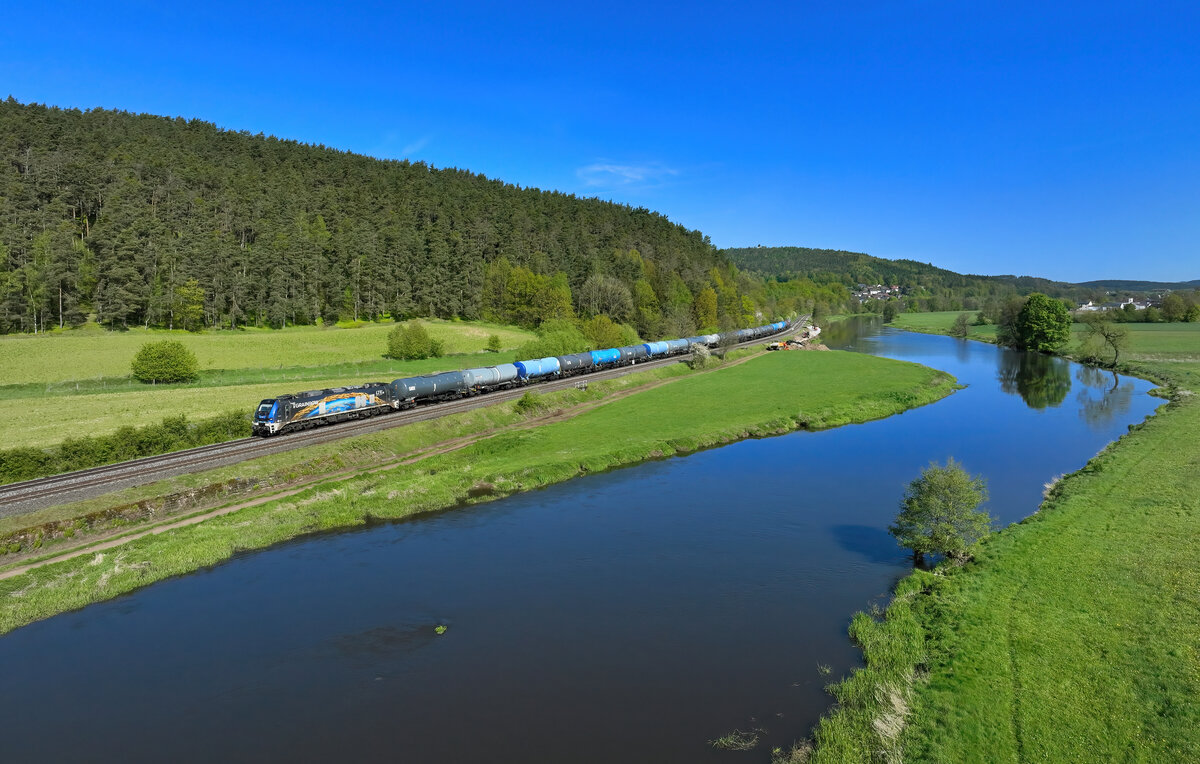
1003,293 -> 1071,352
1081,313 -> 1129,366
889,459 -> 992,564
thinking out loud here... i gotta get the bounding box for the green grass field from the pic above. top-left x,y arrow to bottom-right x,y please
0,319 -> 536,450
804,316 -> 1200,763
890,310 -> 1200,360
0,319 -> 535,385
0,349 -> 957,634
890,311 -> 1000,342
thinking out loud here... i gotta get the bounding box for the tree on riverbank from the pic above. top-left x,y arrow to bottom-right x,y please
1080,313 -> 1129,366
951,312 -> 970,338
998,293 -> 1071,352
890,459 -> 992,564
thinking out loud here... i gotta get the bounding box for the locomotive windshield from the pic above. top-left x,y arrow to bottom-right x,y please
256,400 -> 277,419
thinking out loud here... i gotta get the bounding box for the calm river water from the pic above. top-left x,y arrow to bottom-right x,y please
0,320 -> 1161,762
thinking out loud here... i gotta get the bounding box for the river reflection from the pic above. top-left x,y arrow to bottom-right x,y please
1075,366 -> 1136,428
997,349 -> 1072,409
0,317 -> 1162,764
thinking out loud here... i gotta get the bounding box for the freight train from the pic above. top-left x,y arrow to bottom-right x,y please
251,320 -> 791,436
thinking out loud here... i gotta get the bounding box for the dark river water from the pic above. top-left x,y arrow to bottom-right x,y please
0,320 -> 1161,763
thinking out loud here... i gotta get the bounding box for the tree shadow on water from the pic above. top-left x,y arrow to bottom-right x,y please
830,524 -> 908,565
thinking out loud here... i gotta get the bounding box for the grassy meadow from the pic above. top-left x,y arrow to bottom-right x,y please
803,316 -> 1200,763
0,318 -> 535,385
890,309 -> 1200,360
0,349 -> 958,634
0,319 -> 534,450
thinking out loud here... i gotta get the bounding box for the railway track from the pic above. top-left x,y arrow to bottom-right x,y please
0,323 -> 807,517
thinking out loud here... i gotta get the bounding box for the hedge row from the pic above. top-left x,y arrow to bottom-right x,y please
0,411 -> 251,484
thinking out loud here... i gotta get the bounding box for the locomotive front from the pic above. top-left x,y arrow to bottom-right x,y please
253,398 -> 284,436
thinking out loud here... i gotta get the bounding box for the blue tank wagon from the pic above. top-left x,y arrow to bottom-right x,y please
589,348 -> 622,367
642,341 -> 670,357
514,357 -> 562,380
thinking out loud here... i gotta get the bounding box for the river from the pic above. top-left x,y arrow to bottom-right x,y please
0,319 -> 1161,762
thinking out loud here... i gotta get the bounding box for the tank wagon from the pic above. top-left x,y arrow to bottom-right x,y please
252,319 -> 793,435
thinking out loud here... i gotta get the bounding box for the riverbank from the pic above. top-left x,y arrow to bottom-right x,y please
0,349 -> 957,635
803,319 -> 1199,762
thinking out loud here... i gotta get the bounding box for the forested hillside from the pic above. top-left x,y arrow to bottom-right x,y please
0,99 -> 751,336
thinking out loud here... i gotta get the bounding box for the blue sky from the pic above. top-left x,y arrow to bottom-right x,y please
3,1 -> 1197,282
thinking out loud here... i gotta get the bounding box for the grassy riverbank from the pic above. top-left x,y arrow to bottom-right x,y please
804,319 -> 1200,762
0,349 -> 957,635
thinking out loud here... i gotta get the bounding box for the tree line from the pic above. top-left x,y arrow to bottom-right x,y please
0,99 -> 780,336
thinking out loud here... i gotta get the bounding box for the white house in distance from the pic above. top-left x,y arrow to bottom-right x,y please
1077,298 -> 1153,312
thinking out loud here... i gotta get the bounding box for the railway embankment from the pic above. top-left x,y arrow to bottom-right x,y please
799,318 -> 1200,763
0,348 -> 957,635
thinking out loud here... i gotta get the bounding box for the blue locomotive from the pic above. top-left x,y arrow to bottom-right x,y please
252,320 -> 791,436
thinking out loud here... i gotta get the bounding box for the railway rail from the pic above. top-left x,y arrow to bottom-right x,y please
0,321 -> 807,517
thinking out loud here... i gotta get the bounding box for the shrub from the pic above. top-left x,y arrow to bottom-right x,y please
0,411 -> 251,485
687,343 -> 713,369
130,340 -> 199,383
485,334 -> 502,352
951,312 -> 970,338
513,392 -> 546,416
386,321 -> 444,360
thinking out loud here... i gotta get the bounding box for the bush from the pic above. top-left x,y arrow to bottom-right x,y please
130,340 -> 199,383
386,321 -> 444,360
687,343 -> 713,369
951,312 -> 970,338
513,391 -> 547,416
485,334 -> 502,352
0,411 -> 251,485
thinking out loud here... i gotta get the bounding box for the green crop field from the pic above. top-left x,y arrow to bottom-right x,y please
804,318 -> 1200,763
0,319 -> 535,385
0,349 -> 957,634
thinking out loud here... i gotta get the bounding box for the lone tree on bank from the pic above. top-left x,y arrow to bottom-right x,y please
889,458 -> 992,564
1080,312 -> 1129,366
1000,292 -> 1072,352
951,312 -> 971,338
131,340 -> 199,384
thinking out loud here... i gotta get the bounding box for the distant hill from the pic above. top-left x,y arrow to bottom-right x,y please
725,247 -> 1197,299
723,246 -> 1017,293
1076,279 -> 1200,292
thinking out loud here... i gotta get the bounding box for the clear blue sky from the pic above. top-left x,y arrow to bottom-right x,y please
3,1 -> 1197,282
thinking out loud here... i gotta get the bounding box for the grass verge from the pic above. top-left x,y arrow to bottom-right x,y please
801,318 -> 1200,762
0,349 -> 957,635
